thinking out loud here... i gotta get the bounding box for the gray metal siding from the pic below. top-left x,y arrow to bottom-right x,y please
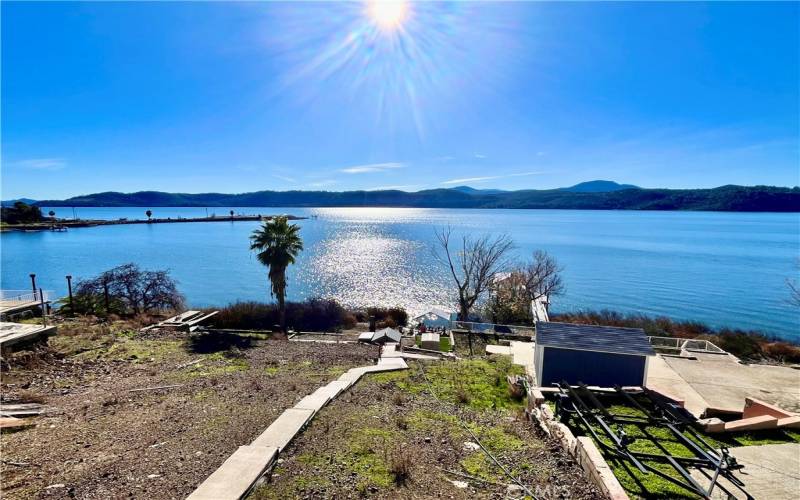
539,347 -> 646,387
536,322 -> 655,357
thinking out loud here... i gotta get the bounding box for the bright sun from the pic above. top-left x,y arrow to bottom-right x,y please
365,0 -> 410,31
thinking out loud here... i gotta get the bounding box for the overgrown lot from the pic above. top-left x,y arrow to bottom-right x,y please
252,357 -> 601,499
0,318 -> 374,499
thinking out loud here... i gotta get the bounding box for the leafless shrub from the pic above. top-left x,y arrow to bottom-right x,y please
395,416 -> 409,430
388,445 -> 414,486
69,263 -> 184,316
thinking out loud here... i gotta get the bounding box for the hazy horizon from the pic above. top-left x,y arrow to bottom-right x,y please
2,1 -> 798,199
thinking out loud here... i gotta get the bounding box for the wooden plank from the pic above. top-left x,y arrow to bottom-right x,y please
0,417 -> 34,429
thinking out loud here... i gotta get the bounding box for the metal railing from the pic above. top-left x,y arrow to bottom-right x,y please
451,320 -> 535,337
0,290 -> 51,303
647,336 -> 726,354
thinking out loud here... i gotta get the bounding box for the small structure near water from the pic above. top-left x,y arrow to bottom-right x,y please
141,310 -> 219,332
534,321 -> 655,387
358,327 -> 401,344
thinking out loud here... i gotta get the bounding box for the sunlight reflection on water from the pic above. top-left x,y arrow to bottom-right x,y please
301,219 -> 454,315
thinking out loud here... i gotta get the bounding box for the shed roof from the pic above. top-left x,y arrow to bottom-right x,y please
536,322 -> 655,356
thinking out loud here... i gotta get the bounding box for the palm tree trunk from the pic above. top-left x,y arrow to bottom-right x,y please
277,271 -> 287,333
278,292 -> 286,333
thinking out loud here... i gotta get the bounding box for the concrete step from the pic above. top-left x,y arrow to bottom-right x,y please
250,408 -> 315,451
187,445 -> 278,500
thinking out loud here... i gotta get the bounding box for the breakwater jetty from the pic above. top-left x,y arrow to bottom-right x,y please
1,214 -> 307,232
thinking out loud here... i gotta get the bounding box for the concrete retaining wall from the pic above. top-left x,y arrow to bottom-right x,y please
529,400 -> 629,500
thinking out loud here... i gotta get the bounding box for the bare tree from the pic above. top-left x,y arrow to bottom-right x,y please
434,226 -> 514,321
484,250 -> 564,324
519,250 -> 564,305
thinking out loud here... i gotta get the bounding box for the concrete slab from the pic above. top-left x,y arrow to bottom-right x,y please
646,355 -> 710,417
743,397 -> 795,419
778,416 -> 800,429
691,443 -> 800,500
187,445 -> 278,500
509,341 -> 535,377
724,415 -> 778,432
294,393 -> 330,412
315,379 -> 351,399
250,409 -> 314,451
663,355 -> 800,415
338,368 -> 367,383
486,344 -> 512,355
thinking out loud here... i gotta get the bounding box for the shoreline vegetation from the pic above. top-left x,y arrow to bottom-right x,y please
47,260 -> 800,362
28,183 -> 800,212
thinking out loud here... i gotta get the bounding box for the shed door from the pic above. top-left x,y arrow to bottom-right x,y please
540,347 -> 645,387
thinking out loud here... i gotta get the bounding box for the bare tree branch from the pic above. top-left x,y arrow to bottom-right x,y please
434,226 -> 514,321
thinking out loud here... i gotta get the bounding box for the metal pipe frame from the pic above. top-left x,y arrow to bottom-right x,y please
553,382 -> 753,500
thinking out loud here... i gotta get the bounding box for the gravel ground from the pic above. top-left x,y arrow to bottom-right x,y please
1,321 -> 374,499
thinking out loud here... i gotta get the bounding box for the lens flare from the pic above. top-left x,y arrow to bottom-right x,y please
264,2 -> 523,138
365,1 -> 410,31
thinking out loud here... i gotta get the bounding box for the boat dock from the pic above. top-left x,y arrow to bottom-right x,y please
0,291 -> 49,318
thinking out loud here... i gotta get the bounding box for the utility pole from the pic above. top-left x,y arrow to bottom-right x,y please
66,275 -> 74,316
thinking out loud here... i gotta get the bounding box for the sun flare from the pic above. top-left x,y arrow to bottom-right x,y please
365,0 -> 410,31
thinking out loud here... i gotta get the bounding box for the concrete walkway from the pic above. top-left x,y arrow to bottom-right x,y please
691,443 -> 800,499
645,355 -> 710,417
486,342 -> 535,378
187,353 -> 409,500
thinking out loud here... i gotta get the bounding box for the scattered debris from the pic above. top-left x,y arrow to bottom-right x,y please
449,479 -> 468,488
177,358 -> 204,369
127,384 -> 184,393
463,441 -> 480,451
0,402 -> 46,418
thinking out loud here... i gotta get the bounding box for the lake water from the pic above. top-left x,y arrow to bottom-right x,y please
2,207 -> 799,340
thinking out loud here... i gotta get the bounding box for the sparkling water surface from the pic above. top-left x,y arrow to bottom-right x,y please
2,207 -> 798,340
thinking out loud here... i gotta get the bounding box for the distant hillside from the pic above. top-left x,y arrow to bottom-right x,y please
35,185 -> 800,212
450,186 -> 508,195
561,180 -> 640,192
2,198 -> 37,207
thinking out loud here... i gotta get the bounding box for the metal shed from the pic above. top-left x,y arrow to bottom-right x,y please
534,322 -> 655,387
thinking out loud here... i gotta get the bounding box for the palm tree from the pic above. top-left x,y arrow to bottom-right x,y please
146,210 -> 152,221
250,217 -> 303,333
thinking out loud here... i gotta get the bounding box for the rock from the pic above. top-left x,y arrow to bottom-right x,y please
46,484 -> 66,489
463,442 -> 480,451
147,474 -> 160,479
449,480 -> 468,489
424,436 -> 432,443
506,484 -> 524,498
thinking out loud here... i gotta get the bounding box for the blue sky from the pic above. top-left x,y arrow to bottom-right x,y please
2,1 -> 798,199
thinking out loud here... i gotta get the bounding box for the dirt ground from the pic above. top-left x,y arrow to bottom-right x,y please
0,319 -> 375,499
252,357 -> 601,499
